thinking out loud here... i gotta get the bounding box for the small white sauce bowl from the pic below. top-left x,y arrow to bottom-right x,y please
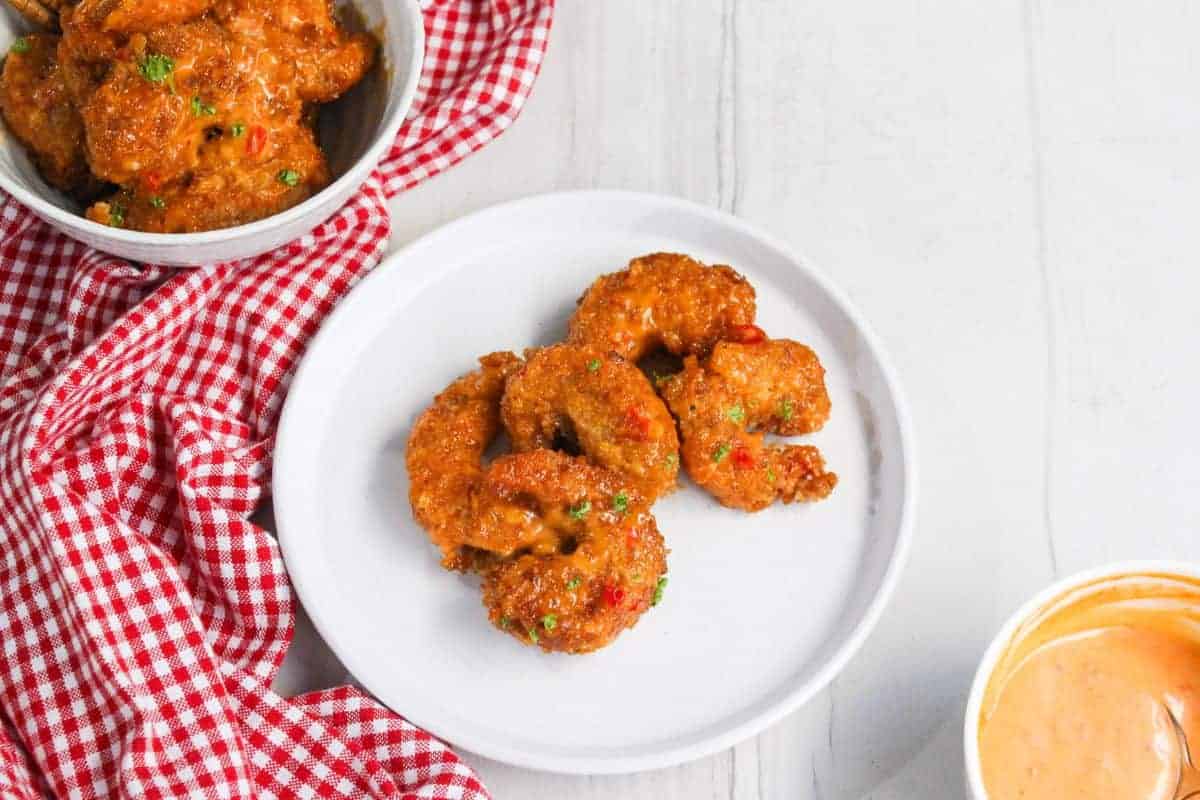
963,560 -> 1200,800
0,0 -> 423,265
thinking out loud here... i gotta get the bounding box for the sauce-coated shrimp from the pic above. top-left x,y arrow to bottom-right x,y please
0,33 -> 101,197
479,450 -> 668,654
406,352 -> 530,569
660,339 -> 837,511
568,252 -> 758,361
501,344 -> 680,502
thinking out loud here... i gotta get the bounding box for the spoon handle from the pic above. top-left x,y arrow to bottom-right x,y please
1165,703 -> 1200,800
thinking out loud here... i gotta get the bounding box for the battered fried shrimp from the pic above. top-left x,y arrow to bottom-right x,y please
215,0 -> 376,104
76,20 -> 232,187
0,33 -> 102,197
480,450 -> 668,654
501,344 -> 680,502
568,252 -> 758,361
72,0 -> 215,34
11,0 -> 374,233
94,121 -> 330,232
406,352 -> 525,569
702,335 -> 832,435
660,339 -> 837,511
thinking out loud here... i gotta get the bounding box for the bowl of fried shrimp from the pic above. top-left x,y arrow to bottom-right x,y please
0,0 -> 423,265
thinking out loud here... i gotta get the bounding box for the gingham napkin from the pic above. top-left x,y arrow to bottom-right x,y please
0,2 -> 552,798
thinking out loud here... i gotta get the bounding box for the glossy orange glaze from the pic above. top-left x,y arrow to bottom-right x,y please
1,0 -> 374,232
406,354 -> 668,654
479,449 -> 668,654
979,573 -> 1200,800
0,33 -> 102,196
567,252 -> 758,361
405,352 -> 526,568
501,344 -> 680,502
660,339 -> 837,511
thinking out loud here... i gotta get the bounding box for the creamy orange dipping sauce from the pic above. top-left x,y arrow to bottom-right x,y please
978,573 -> 1200,800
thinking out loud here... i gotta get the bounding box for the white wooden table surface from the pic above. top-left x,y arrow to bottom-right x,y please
270,2 -> 1200,796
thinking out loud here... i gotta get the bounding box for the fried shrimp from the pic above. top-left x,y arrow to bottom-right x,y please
407,351 -> 666,576
0,33 -> 102,198
660,339 -> 838,511
501,344 -> 680,501
406,351 -> 527,569
406,253 -> 844,654
567,252 -> 758,361
409,362 -> 669,652
479,450 -> 667,654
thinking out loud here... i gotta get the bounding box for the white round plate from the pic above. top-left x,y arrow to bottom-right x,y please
274,190 -> 916,774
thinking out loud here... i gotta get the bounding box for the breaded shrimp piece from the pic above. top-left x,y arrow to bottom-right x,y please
0,33 -> 102,197
660,339 -> 837,511
701,338 -> 831,435
93,121 -> 330,232
568,252 -> 758,361
216,0 -> 376,103
480,450 -> 667,654
75,20 -> 238,186
501,344 -> 680,502
406,352 -> 526,569
72,0 -> 214,34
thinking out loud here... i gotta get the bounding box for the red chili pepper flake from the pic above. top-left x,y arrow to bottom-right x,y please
625,527 -> 640,549
730,324 -> 767,344
603,582 -> 626,608
141,170 -> 162,192
246,125 -> 268,157
731,446 -> 756,470
624,405 -> 651,440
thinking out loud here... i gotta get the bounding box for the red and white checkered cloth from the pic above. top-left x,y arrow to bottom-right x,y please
0,2 -> 552,798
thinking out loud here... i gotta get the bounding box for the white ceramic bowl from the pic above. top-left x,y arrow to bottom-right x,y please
0,0 -> 423,266
963,560 -> 1200,799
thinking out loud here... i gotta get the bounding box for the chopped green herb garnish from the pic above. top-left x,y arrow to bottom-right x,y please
11,37 -> 31,54
653,372 -> 675,387
190,95 -> 216,117
778,398 -> 794,422
230,122 -> 246,137
727,405 -> 745,424
712,443 -> 731,463
528,627 -> 539,643
568,500 -> 591,520
652,576 -> 668,606
138,54 -> 176,93
766,468 -> 777,483
664,453 -> 678,469
612,492 -> 628,514
499,616 -> 511,628
149,196 -> 166,210
277,169 -> 301,187
541,614 -> 557,631
586,358 -> 601,372
566,577 -> 582,591
107,202 -> 126,228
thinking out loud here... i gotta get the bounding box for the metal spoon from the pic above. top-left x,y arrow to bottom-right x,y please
1164,702 -> 1200,800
